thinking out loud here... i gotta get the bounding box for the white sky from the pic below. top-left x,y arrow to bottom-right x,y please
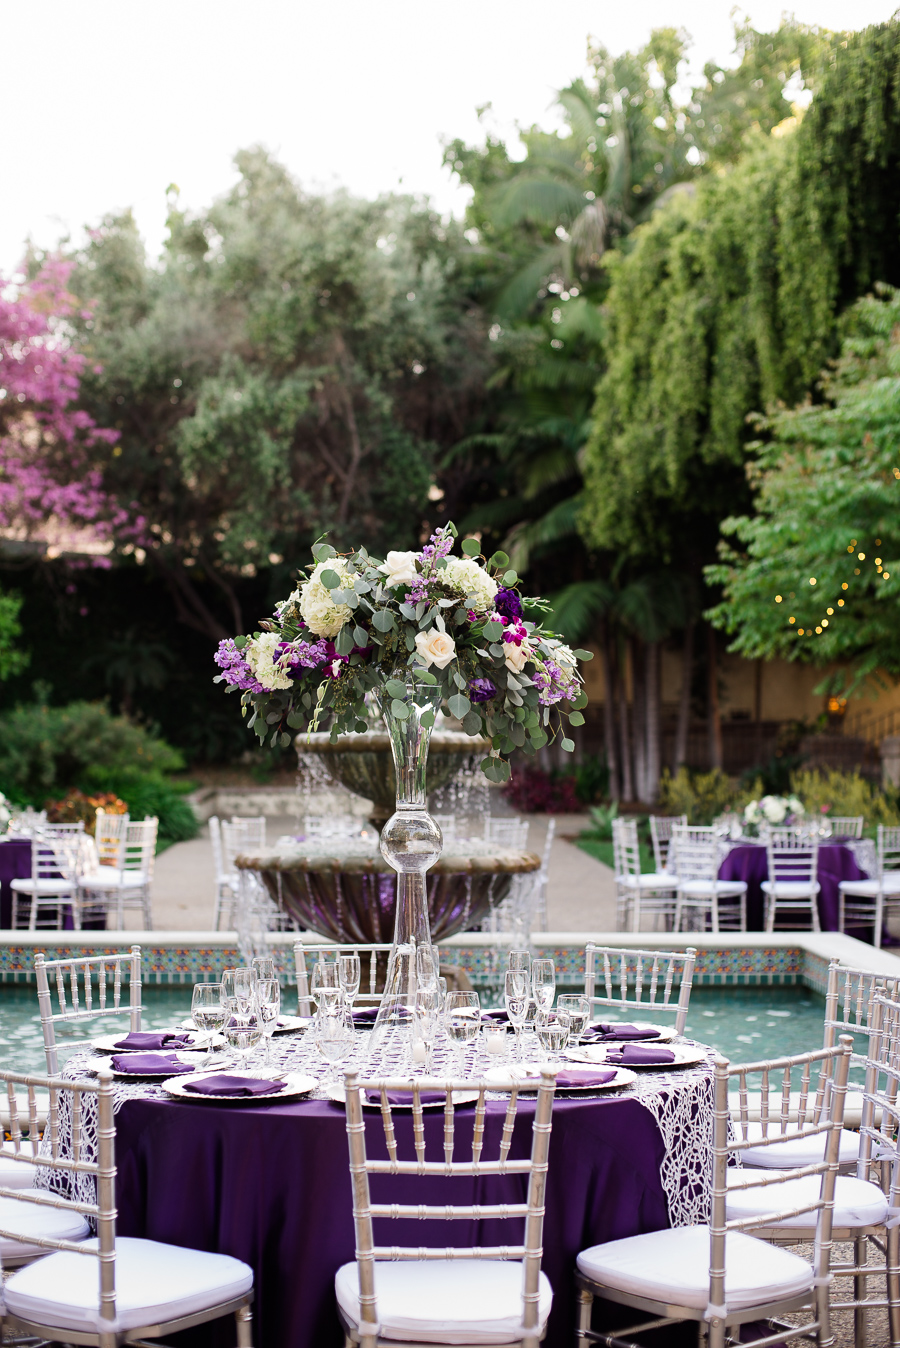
2,0 -> 896,272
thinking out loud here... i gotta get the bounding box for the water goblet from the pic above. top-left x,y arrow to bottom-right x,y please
557,994 -> 589,1046
256,978 -> 281,1067
338,954 -> 361,1010
531,959 -> 556,1015
444,991 -> 481,1074
225,1011 -> 263,1074
504,969 -> 530,1061
535,1009 -> 570,1061
191,982 -> 225,1069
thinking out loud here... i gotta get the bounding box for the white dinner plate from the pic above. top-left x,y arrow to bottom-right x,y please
109,1053 -> 205,1079
92,1031 -> 225,1053
482,1065 -> 637,1093
178,1015 -> 309,1035
565,1044 -> 707,1070
581,1021 -> 675,1043
324,1083 -> 481,1110
161,1072 -> 318,1102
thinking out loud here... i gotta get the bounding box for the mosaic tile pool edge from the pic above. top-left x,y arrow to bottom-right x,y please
0,938 -> 829,991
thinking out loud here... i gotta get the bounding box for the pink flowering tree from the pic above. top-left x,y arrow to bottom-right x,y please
0,257 -> 120,545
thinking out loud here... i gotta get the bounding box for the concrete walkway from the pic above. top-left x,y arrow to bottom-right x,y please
141,813 -> 615,933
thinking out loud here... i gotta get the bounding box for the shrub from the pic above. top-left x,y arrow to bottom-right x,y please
502,766 -> 580,814
790,769 -> 900,829
657,768 -> 740,825
45,789 -> 128,835
81,767 -> 198,844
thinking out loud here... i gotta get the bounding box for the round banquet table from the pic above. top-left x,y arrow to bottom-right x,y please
53,1037 -> 715,1348
0,836 -> 107,930
718,840 -> 867,932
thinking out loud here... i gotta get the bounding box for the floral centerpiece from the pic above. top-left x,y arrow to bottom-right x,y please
742,794 -> 805,836
213,524 -> 591,783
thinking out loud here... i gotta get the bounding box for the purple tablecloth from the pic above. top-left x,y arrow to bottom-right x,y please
718,841 -> 865,932
114,1092 -> 670,1348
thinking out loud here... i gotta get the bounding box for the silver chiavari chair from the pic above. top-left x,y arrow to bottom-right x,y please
294,940 -> 442,1016
336,1067 -> 556,1348
612,818 -> 678,933
583,943 -> 697,1036
34,948 -> 142,1075
829,816 -> 865,839
648,813 -> 687,873
576,1038 -> 852,1348
0,1065 -> 255,1348
839,824 -> 900,948
763,827 -> 821,932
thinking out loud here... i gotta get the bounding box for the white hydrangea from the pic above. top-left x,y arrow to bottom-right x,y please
441,556 -> 498,613
245,632 -> 293,691
299,560 -> 354,637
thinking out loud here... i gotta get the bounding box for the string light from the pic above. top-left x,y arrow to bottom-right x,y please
827,607 -> 834,615
842,582 -> 849,590
838,599 -> 844,606
821,619 -> 828,628
858,552 -> 866,560
815,626 -> 823,634
809,577 -> 817,585
775,594 -> 782,602
885,572 -> 892,580
789,616 -> 796,624
798,628 -> 805,634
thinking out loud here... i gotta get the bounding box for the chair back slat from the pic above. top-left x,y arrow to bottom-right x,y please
343,1069 -> 555,1340
34,947 -> 142,1075
584,943 -> 697,1035
649,814 -> 687,871
828,816 -> 864,839
293,940 -> 438,1007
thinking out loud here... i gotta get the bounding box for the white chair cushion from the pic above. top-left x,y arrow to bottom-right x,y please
577,1224 -> 812,1312
335,1259 -> 552,1345
739,1123 -> 860,1168
0,1191 -> 90,1262
0,1151 -> 40,1189
4,1236 -> 253,1333
760,882 -> 820,898
726,1169 -> 888,1230
621,873 -> 678,891
79,871 -> 149,891
678,880 -> 747,898
839,876 -> 900,897
9,878 -> 74,895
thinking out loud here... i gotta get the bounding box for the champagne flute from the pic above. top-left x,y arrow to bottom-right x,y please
444,991 -> 481,1074
557,994 -> 589,1047
251,956 -> 276,984
505,969 -> 530,1061
191,982 -> 225,1069
508,949 -> 531,972
338,954 -> 361,1012
256,978 -> 281,1067
531,959 -> 556,1015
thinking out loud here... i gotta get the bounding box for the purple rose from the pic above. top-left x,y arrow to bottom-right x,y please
469,678 -> 496,703
494,588 -> 523,621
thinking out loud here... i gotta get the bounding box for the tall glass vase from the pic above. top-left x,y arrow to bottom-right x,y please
370,666 -> 443,1050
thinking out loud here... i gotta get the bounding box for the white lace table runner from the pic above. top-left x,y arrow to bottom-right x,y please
41,1032 -> 716,1227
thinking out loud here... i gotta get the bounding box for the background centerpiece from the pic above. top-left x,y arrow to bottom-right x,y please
215,524 -> 591,1041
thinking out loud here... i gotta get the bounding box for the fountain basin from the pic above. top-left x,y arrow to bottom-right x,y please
296,729 -> 490,824
235,843 -> 539,943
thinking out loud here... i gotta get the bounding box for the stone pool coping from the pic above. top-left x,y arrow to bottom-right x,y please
1,928 -> 898,996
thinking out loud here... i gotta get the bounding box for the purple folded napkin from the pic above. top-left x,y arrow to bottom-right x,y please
582,1023 -> 661,1043
365,1089 -> 445,1106
183,1074 -> 286,1097
112,1031 -> 193,1051
111,1053 -> 195,1075
352,1007 -> 381,1023
554,1068 -> 617,1089
481,1009 -> 509,1023
604,1044 -> 676,1066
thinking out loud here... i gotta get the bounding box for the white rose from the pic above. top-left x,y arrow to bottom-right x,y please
441,556 -> 498,613
380,550 -> 419,588
299,560 -> 354,637
744,801 -> 759,822
415,628 -> 457,669
245,632 -> 293,691
504,638 -> 532,673
761,796 -> 787,824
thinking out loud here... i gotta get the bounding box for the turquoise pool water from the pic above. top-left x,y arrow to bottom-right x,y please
0,982 -> 832,1076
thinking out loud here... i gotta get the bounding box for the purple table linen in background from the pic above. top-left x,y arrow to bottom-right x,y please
0,839 -> 33,928
113,1092 -> 669,1348
718,841 -> 865,932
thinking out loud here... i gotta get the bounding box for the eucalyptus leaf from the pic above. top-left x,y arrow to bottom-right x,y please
448,693 -> 471,718
561,737 -> 575,752
568,711 -> 585,726
391,699 -> 410,719
502,570 -> 518,585
312,543 -> 336,562
334,627 -> 354,655
372,610 -> 395,632
320,568 -> 341,588
386,679 -> 408,699
279,732 -> 291,748
488,551 -> 509,568
573,649 -> 594,660
461,538 -> 481,557
353,625 -> 368,646
483,620 -> 504,641
420,709 -> 435,729
462,709 -> 482,735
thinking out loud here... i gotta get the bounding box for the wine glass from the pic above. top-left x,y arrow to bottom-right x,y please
191,982 -> 225,1069
557,994 -> 590,1047
251,956 -> 276,984
531,959 -> 556,1015
505,969 -> 530,1061
535,1009 -> 570,1061
338,954 -> 361,1011
508,949 -> 530,972
256,978 -> 281,1067
444,991 -> 481,1074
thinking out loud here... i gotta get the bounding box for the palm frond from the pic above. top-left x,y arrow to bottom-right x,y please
503,494 -> 583,571
495,244 -> 565,320
545,579 -> 613,643
491,177 -> 587,230
521,447 -> 581,497
554,296 -> 607,344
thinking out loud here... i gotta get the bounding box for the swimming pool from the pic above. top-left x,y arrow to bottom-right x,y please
0,982 -> 832,1077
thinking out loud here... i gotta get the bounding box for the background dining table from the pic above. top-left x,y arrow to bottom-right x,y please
717,839 -> 868,932
0,835 -> 106,930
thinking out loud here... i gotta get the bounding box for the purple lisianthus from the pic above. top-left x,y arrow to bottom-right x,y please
494,587 -> 523,621
469,678 -> 496,703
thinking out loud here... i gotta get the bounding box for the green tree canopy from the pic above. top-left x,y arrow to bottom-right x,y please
707,284 -> 900,690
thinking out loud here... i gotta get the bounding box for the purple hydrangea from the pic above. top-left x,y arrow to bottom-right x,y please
494,587 -> 523,621
469,678 -> 497,703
